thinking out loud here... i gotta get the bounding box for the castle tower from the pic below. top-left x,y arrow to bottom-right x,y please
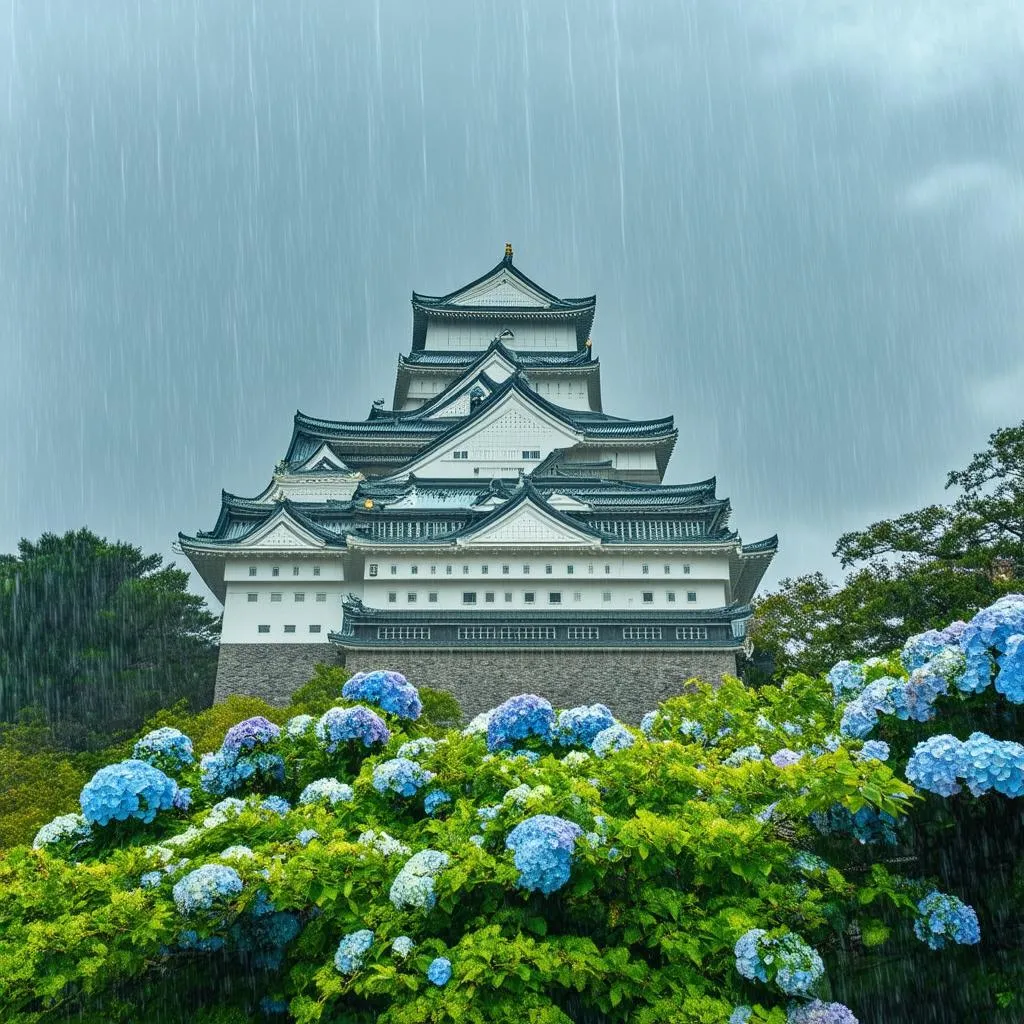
179,247 -> 777,718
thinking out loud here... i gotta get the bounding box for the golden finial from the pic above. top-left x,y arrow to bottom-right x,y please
504,241 -> 513,260
585,338 -> 593,349
363,498 -> 374,510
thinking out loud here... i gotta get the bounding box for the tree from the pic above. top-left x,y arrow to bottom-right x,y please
0,529 -> 220,749
750,422 -> 1023,679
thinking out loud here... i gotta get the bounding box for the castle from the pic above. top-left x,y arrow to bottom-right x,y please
179,247 -> 777,719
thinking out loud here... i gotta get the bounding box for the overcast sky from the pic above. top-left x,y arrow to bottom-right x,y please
2,1 -> 1022,607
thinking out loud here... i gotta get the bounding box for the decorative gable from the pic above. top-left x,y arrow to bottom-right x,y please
295,444 -> 349,473
458,497 -> 600,548
546,491 -> 593,511
424,379 -> 493,420
449,269 -> 551,308
246,513 -> 326,551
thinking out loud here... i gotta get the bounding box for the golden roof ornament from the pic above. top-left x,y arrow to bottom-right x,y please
504,241 -> 513,262
585,338 -> 593,349
363,499 -> 374,510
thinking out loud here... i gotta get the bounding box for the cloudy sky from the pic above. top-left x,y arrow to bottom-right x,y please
2,1 -> 1022,606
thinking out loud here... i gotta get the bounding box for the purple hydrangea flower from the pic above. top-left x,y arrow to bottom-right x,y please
787,1000 -> 859,1024
487,694 -> 555,751
342,670 -> 423,720
771,748 -> 804,768
505,814 -> 583,894
315,705 -> 390,752
221,717 -> 280,756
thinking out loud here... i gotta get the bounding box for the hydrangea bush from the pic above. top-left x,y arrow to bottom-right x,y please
5,602 -> 1022,1023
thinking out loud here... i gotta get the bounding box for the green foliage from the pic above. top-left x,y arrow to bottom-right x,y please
0,528 -> 221,750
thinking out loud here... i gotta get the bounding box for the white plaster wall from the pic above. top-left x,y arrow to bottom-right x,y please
424,320 -> 577,351
532,378 -> 590,410
220,580 -> 346,643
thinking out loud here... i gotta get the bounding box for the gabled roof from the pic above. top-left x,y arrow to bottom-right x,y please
411,250 -> 596,351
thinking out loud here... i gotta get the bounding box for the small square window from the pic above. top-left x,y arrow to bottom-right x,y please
309,624 -> 322,633
248,566 -> 257,577
247,593 -> 258,603
502,564 -> 510,575
272,566 -> 280,577
430,565 -> 437,575
292,566 -> 300,576
411,565 -> 419,575
642,591 -> 654,604
284,624 -> 296,633
664,564 -> 671,575
258,624 -> 270,633
504,592 -> 513,602
549,592 -> 562,604
573,591 -> 582,602
523,565 -> 531,575
313,566 -> 321,576
428,592 -> 438,603
390,565 -> 398,575
294,592 -> 305,602
604,564 -> 611,574
524,592 -> 536,604
388,592 -> 397,604
270,593 -> 282,603
463,592 -> 477,605
567,565 -> 574,575
485,592 -> 495,603
545,564 -> 553,575
315,593 -> 327,602
602,591 -> 611,602
445,565 -> 453,575
463,565 -> 470,575
368,563 -> 378,577
683,564 -> 691,575
642,564 -> 650,575
408,592 -> 417,603
667,592 -> 676,603
687,591 -> 697,602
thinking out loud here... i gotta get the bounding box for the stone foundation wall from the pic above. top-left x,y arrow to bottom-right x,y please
214,644 -> 345,706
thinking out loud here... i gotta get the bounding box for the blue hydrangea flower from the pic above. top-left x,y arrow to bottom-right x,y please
892,664 -> 949,722
781,721 -> 803,737
284,714 -> 315,738
639,710 -> 659,737
735,929 -> 824,995
477,803 -> 501,824
855,741 -> 890,762
140,870 -> 163,889
220,844 -> 255,861
734,928 -> 768,983
260,796 -> 291,816
32,812 -> 92,850
827,660 -> 865,704
389,849 -> 449,911
462,709 -> 493,736
678,718 -> 708,743
259,997 -> 289,1016
133,728 -> 195,773
424,789 -> 452,815
958,596 -> 1024,692
901,630 -> 949,672
392,935 -> 415,958
554,704 -> 616,747
961,731 -> 1024,797
372,757 -> 435,798
771,748 -> 804,768
199,748 -> 285,797
809,805 -> 899,845
203,797 -> 247,828
607,846 -> 622,861
334,929 -> 374,974
793,851 -> 830,874
724,745 -> 764,767
173,787 -> 193,811
358,829 -> 410,857
913,891 -> 981,950
222,716 -> 281,755
487,694 -> 555,751
905,734 -> 966,797
80,759 -> 178,827
505,814 -> 583,894
176,929 -> 225,952
591,724 -> 634,758
299,777 -> 355,806
296,829 -> 320,846
729,1009 -> 753,1024
468,834 -> 484,847
397,737 -> 439,760
839,677 -> 900,738
787,1000 -> 859,1024
315,705 -> 390,752
172,863 -> 244,915
995,633 -> 1024,704
427,956 -> 452,986
342,670 -> 423,720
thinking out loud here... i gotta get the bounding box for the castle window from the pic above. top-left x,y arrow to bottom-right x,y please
587,563 -> 594,574
485,592 -> 495,603
524,592 -> 536,604
676,626 -> 708,640
573,591 -> 582,602
292,566 -> 300,576
463,592 -> 477,605
504,592 -> 513,602
270,593 -> 282,603
258,624 -> 270,633
407,593 -> 417,603
522,449 -> 540,460
642,564 -> 650,575
604,564 -> 611,574
481,565 -> 489,575
687,591 -> 697,602
602,591 -> 611,602
642,592 -> 654,604
313,566 -> 321,576
548,592 -> 562,604
545,564 -> 553,575
309,624 -> 322,633
390,565 -> 397,575
430,565 -> 437,575
623,626 -> 662,640
294,593 -> 305,602
316,593 -> 326,602
683,564 -> 691,574
568,626 -> 599,640
248,566 -> 257,577
388,592 -> 397,604
522,565 -> 530,575
446,565 -> 453,575
502,564 -> 510,574
247,593 -> 258,603
453,450 -> 469,460
664,564 -> 671,575
566,565 -> 574,575
667,592 -> 676,603
411,565 -> 418,575
272,567 -> 280,577
463,565 -> 470,575
284,624 -> 296,634
428,592 -> 438,603
378,626 -> 431,640
368,564 -> 378,577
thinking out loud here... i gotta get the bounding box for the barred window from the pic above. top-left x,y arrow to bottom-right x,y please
272,566 -> 280,577
683,564 -> 691,574
313,566 -> 321,576
316,593 -> 327,602
622,627 -> 663,640
545,564 -> 553,575
390,565 -> 397,575
499,626 -> 557,641
667,592 -> 676,603
463,592 -> 477,604
257,624 -> 270,633
573,591 -> 582,602
485,592 -> 495,603
284,624 -> 296,634
309,624 -> 322,634
523,565 -> 531,575
524,592 -> 536,604
411,565 -> 418,575
602,591 -> 611,602
481,565 -> 489,575
270,593 -> 282,603
502,564 -> 510,575
676,626 -> 709,640
567,626 -> 599,640
642,564 -> 650,575
247,593 -> 257,603
446,565 -> 453,575
548,592 -> 562,604
293,566 -> 300,576
504,592 -> 513,602
457,626 -> 498,640
388,592 -> 397,604
687,591 -> 697,602
368,563 -> 378,577
377,626 -> 430,640
407,593 -> 417,603
248,566 -> 257,577
294,592 -> 305,602
567,565 -> 574,575
664,564 -> 671,575
428,592 -> 438,603
642,592 -> 654,604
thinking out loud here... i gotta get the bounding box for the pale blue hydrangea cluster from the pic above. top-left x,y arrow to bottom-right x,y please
505,814 -> 583,894
342,669 -> 423,720
839,677 -> 900,738
781,721 -> 803,737
468,834 -> 485,847
284,714 -> 315,738
389,849 -> 449,910
906,732 -> 1024,798
677,718 -> 708,743
220,845 -> 255,861
724,745 -> 764,767
487,694 -> 555,751
172,863 -> 244,915
787,1000 -> 859,1024
554,704 -> 616,747
591,723 -> 634,758
315,705 -> 390,752
396,736 -> 439,760
358,829 -> 410,857
334,929 -> 374,974
996,633 -> 1024,704
729,1008 -> 752,1024
392,935 -> 415,958
855,740 -> 890,762
771,748 -> 804,768
827,660 -> 865,704
173,787 -> 193,811
734,928 -> 824,996
32,812 -> 92,849
792,851 -> 830,875
199,748 -> 285,798
80,759 -> 178,827
562,750 -> 592,768
424,789 -> 452,815
958,595 -> 1024,693
477,804 -> 501,823
913,891 -> 981,950
372,757 -> 435,797
296,829 -> 319,846
140,870 -> 163,889
203,797 -> 247,828
427,956 -> 452,986
133,727 -> 195,773
900,629 -> 951,672
639,710 -> 659,737
176,929 -> 224,953
298,777 -> 354,806
502,784 -> 534,806
260,796 -> 291,816
904,733 -> 966,797
462,709 -> 493,736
